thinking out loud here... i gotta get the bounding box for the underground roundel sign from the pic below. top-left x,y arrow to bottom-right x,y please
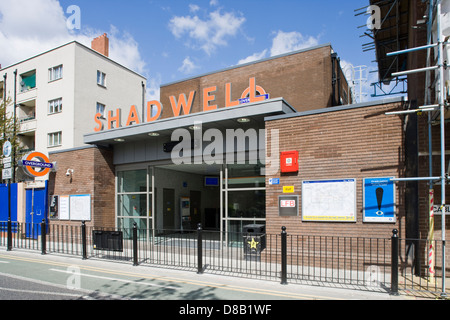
21,152 -> 54,177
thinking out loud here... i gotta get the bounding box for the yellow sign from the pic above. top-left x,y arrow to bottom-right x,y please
283,186 -> 294,193
248,238 -> 259,249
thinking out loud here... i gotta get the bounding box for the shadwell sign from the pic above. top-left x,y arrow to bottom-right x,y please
94,77 -> 269,132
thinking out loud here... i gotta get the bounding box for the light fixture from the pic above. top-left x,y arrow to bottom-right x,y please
114,138 -> 125,142
189,125 -> 202,130
148,132 -> 160,137
237,118 -> 250,123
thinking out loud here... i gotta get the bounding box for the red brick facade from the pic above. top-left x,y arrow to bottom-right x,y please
160,44 -> 352,119
265,100 -> 406,238
47,146 -> 115,228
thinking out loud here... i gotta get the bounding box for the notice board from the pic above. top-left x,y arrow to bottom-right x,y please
302,179 -> 356,222
69,194 -> 91,221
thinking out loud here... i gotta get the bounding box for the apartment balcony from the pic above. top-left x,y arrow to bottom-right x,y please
17,99 -> 36,134
19,117 -> 37,134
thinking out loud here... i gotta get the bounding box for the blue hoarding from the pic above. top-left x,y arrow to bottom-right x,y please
363,177 -> 395,223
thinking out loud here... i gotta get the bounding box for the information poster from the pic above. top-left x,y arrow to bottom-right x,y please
302,179 -> 356,222
59,195 -> 70,220
363,177 -> 395,223
69,194 -> 91,221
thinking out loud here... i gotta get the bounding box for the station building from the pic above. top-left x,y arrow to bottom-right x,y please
42,42 -> 406,242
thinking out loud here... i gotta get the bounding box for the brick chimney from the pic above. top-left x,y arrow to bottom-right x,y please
91,33 -> 109,57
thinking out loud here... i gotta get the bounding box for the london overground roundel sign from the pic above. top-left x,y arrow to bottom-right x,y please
20,152 -> 54,177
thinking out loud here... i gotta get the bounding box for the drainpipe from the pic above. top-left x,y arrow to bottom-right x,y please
331,53 -> 337,106
142,81 -> 146,122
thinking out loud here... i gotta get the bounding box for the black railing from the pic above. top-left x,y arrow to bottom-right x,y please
1,220 -> 447,296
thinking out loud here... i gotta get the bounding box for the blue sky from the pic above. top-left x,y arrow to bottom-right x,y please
0,0 -> 376,101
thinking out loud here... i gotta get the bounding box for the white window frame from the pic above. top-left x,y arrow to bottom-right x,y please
48,98 -> 63,114
96,102 -> 106,118
48,131 -> 62,147
97,70 -> 106,87
49,65 -> 63,82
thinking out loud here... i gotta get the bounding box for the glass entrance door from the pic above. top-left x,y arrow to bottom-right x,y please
116,164 -> 266,243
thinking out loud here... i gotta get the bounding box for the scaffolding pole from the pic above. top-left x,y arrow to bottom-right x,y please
385,0 -> 446,297
437,0 -> 446,296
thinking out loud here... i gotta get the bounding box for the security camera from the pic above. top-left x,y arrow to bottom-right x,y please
66,169 -> 73,176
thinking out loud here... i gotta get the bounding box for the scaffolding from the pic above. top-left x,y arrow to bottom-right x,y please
355,0 -> 410,98
358,0 -> 448,296
386,0 -> 447,296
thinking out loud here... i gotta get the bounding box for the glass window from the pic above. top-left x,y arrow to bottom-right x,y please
96,102 -> 105,118
117,170 -> 147,193
227,190 -> 265,218
48,131 -> 62,147
117,194 -> 149,217
116,168 -> 152,236
227,164 -> 265,188
48,98 -> 62,114
97,70 -> 106,87
49,65 -> 63,81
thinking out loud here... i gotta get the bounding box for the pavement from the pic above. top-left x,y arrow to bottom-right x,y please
0,248 -> 445,317
0,250 -> 426,301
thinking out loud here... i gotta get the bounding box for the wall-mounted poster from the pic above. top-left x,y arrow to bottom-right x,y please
302,179 -> 356,222
59,195 -> 70,220
69,194 -> 91,221
363,177 -> 395,223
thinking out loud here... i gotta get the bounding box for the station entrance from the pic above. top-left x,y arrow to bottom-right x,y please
116,163 -> 266,237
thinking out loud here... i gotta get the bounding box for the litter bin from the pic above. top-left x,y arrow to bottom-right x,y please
93,230 -> 124,252
243,224 -> 266,261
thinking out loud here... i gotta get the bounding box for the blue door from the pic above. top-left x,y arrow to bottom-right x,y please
25,182 -> 48,238
0,183 -> 18,222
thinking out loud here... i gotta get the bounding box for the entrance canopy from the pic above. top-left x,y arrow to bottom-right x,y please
84,98 -> 296,147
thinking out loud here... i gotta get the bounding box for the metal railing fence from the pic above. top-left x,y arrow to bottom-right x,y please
1,219 -> 447,297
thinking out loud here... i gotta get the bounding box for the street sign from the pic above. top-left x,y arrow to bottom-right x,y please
2,141 -> 12,157
2,167 -> 12,180
269,178 -> 280,185
20,152 -> 54,177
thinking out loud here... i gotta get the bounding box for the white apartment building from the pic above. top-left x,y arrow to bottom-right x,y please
1,34 -> 146,182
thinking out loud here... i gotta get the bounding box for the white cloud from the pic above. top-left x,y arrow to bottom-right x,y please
189,4 -> 200,13
169,9 -> 245,55
178,56 -> 199,74
270,30 -> 320,56
236,30 -> 320,66
0,0 -> 147,76
146,73 -> 162,101
238,49 -> 268,65
108,25 -> 147,75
